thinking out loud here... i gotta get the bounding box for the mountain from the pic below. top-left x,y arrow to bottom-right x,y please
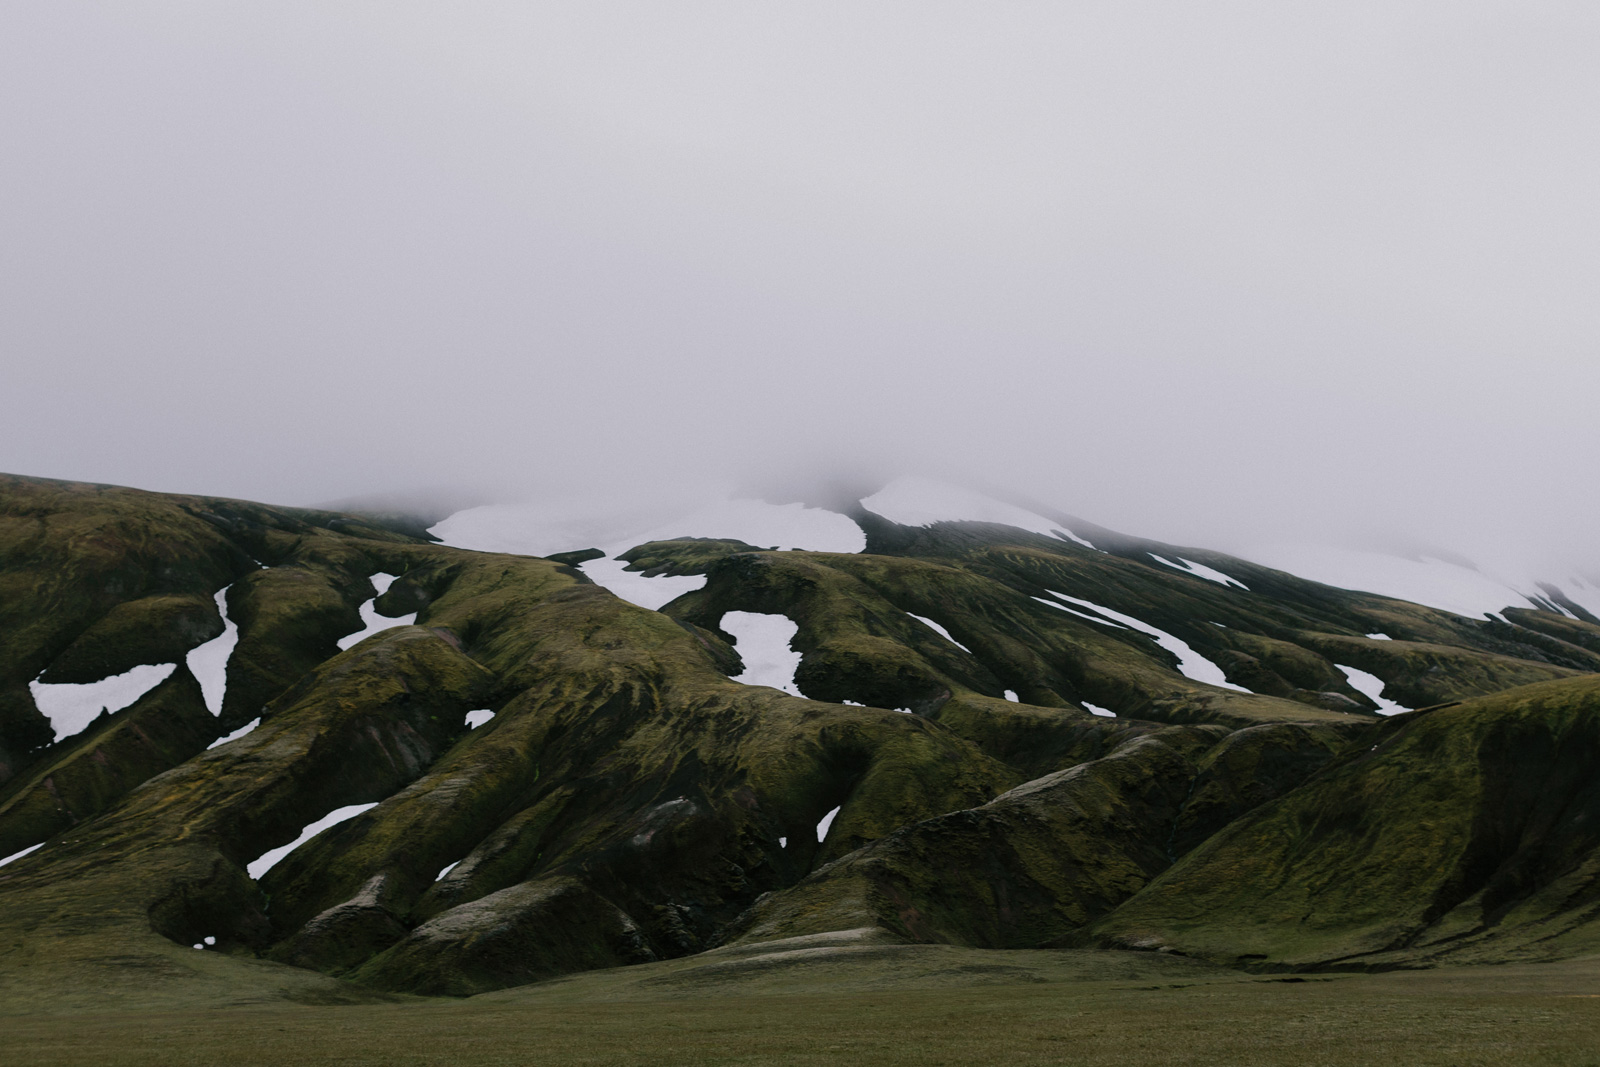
2,470 -> 1599,1006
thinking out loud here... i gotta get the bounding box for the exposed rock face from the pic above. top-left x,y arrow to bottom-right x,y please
2,471 -> 1599,1004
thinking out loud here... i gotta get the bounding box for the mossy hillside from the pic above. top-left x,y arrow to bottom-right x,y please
254,551 -> 1017,990
1089,675 -> 1600,968
1501,607 -> 1600,658
37,594 -> 224,685
0,666 -> 217,858
0,625 -> 493,968
723,725 -> 1234,950
1293,632 -> 1579,708
0,475 -> 254,774
642,540 -> 1359,729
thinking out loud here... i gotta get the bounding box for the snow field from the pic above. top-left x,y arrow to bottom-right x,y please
1050,593 -> 1250,693
246,802 -> 379,879
861,477 -> 1097,548
206,717 -> 260,750
186,587 -> 238,715
431,494 -> 864,612
721,612 -> 804,696
816,806 -> 840,842
0,842 -> 45,868
1032,596 -> 1127,629
1150,555 -> 1248,590
29,663 -> 176,743
907,613 -> 972,654
337,574 -> 418,651
1336,664 -> 1408,716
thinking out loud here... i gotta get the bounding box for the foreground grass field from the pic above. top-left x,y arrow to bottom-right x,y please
4,943 -> 1599,1066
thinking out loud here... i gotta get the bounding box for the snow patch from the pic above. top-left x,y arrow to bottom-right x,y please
1083,702 -> 1116,718
816,806 -> 840,842
907,613 -> 972,654
1151,555 -> 1248,590
778,836 -> 787,848
0,842 -> 45,868
435,861 -> 459,882
247,803 -> 379,879
1003,690 -> 1019,702
1366,633 -> 1393,641
1336,664 -> 1408,716
206,717 -> 259,749
722,612 -> 803,695
1051,593 -> 1250,693
338,573 -> 418,651
861,477 -> 1096,548
186,587 -> 238,716
464,709 -> 495,729
1032,596 -> 1127,628
29,662 -> 176,743
431,493 -> 863,611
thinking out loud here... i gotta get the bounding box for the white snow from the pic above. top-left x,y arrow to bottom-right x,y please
1336,664 -> 1408,716
186,587 -> 238,715
816,805 -> 840,842
893,707 -> 913,714
0,842 -> 45,868
722,612 -> 803,696
1151,555 -> 1248,590
1366,633 -> 1393,641
778,836 -> 787,847
431,492 -> 863,611
464,709 -> 495,729
907,613 -> 972,654
1051,593 -> 1251,693
1083,702 -> 1116,717
1235,543 -> 1588,621
1032,596 -> 1128,628
29,662 -> 176,743
206,717 -> 259,750
1003,690 -> 1019,702
435,861 -> 459,882
860,477 -> 1096,548
338,573 -> 418,651
246,802 -> 379,879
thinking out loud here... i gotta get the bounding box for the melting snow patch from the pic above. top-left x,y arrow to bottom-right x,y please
907,613 -> 972,654
431,493 -> 863,611
1366,633 -> 1393,641
206,717 -> 260,750
338,574 -> 418,651
1151,556 -> 1248,590
187,587 -> 238,716
1336,665 -> 1408,716
816,806 -> 840,843
1032,596 -> 1127,628
722,612 -> 803,696
1051,593 -> 1250,693
464,709 -> 495,729
861,477 -> 1095,550
0,842 -> 45,868
435,861 -> 459,882
29,663 -> 176,742
1003,690 -> 1019,702
1083,702 -> 1115,718
247,803 -> 379,880
894,707 -> 913,714
779,836 -> 787,848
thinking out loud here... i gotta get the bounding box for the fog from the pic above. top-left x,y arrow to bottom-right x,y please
4,3 -> 1597,570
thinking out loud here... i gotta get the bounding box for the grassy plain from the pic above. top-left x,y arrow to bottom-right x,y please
3,943 -> 1598,1067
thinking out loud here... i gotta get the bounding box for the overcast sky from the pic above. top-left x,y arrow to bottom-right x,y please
4,3 -> 1596,566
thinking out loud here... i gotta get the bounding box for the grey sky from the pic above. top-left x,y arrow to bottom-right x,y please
3,3 -> 1597,566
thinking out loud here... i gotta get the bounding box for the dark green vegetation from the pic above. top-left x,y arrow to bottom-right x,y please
3,470 -> 1600,1055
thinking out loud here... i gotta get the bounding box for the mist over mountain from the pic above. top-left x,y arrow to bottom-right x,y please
4,3 -> 1598,576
